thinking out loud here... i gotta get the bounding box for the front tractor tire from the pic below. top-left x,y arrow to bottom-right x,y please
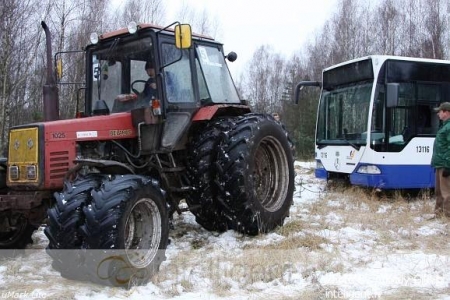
81,175 -> 169,288
216,114 -> 294,235
45,173 -> 105,279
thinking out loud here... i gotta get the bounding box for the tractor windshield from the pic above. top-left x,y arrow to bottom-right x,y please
89,36 -> 155,113
196,45 -> 240,104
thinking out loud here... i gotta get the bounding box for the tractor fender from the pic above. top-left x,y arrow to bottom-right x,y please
70,159 -> 135,177
192,104 -> 251,121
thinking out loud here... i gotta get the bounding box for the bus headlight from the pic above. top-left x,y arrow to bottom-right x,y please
316,160 -> 324,169
357,165 -> 381,174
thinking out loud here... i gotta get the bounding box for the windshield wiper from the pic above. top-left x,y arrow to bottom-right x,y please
343,129 -> 360,150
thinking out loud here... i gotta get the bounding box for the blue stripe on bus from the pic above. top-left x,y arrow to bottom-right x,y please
350,164 -> 435,189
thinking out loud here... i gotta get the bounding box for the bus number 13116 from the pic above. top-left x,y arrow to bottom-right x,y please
416,146 -> 430,153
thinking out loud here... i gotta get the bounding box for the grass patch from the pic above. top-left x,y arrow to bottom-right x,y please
263,235 -> 330,251
276,220 -> 304,236
381,286 -> 446,299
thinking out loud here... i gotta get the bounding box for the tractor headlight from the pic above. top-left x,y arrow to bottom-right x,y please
90,32 -> 99,44
27,165 -> 37,180
357,165 -> 381,174
9,165 -> 19,180
128,21 -> 138,34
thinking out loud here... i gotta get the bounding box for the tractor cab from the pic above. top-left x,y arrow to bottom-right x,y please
84,22 -> 241,118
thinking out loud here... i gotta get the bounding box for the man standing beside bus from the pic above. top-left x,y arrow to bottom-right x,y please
431,102 -> 450,219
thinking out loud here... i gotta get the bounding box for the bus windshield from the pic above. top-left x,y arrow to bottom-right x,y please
316,82 -> 372,147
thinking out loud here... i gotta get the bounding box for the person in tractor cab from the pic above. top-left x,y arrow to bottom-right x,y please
113,61 -> 158,112
143,61 -> 157,98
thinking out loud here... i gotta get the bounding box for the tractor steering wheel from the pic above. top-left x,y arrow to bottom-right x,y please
131,80 -> 147,94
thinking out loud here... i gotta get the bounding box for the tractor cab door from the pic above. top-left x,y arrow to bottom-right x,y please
158,39 -> 197,151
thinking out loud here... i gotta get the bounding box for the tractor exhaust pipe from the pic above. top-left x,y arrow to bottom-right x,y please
41,21 -> 59,121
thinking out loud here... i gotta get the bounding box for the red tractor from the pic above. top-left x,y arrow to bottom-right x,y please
0,21 -> 294,287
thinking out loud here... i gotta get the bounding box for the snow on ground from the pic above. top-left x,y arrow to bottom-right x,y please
0,161 -> 449,300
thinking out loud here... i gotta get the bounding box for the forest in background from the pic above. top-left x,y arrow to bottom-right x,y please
0,0 -> 448,158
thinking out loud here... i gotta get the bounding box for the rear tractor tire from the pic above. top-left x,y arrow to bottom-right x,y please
186,119 -> 235,232
216,113 -> 295,235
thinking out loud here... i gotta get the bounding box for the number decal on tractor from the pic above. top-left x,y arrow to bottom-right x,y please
52,132 -> 66,139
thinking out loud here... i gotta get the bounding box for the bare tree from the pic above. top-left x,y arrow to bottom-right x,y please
45,0 -> 86,119
174,2 -> 220,38
241,45 -> 288,114
396,0 -> 422,57
120,0 -> 165,26
175,1 -> 196,25
422,0 -> 446,59
305,21 -> 335,78
58,0 -> 113,119
373,0 -> 401,55
282,54 -> 318,158
329,0 -> 376,62
0,0 -> 43,150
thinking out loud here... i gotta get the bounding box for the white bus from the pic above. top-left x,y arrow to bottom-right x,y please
295,55 -> 450,189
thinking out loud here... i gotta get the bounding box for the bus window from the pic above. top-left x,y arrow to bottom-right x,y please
371,82 -> 440,152
371,85 -> 385,133
389,83 -> 425,150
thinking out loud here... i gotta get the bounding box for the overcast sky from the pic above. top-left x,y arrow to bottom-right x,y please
113,0 -> 339,78
165,0 -> 338,77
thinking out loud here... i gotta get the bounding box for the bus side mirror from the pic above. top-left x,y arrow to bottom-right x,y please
175,24 -> 192,49
386,83 -> 399,107
294,81 -> 321,104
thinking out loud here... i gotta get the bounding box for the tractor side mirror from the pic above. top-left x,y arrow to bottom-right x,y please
175,24 -> 192,49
